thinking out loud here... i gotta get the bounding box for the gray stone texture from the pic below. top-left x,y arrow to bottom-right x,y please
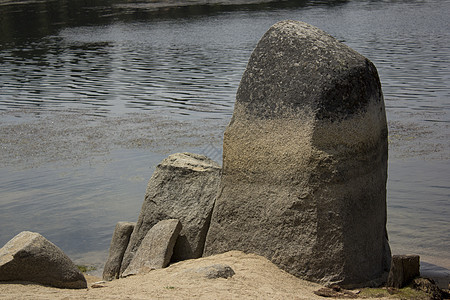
387,255 -> 420,288
122,219 -> 182,276
412,277 -> 445,300
102,222 -> 135,281
0,231 -> 87,289
120,152 -> 221,275
194,264 -> 235,279
204,20 -> 391,287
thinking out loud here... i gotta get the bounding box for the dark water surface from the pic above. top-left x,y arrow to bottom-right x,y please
1,0 -> 449,281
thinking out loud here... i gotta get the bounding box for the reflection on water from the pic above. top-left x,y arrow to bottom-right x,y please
0,0 -> 449,278
0,21 -> 250,116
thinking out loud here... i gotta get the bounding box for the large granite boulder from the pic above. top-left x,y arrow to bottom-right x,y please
0,231 -> 87,289
120,153 -> 221,275
204,20 -> 391,287
103,222 -> 135,281
122,219 -> 182,277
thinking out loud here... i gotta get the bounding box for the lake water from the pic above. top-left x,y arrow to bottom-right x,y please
0,0 -> 449,283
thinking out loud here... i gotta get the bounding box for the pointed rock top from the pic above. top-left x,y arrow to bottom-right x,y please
235,20 -> 381,122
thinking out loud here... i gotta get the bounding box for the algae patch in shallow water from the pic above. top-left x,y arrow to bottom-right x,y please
77,264 -> 97,273
0,109 -> 227,169
1,108 -> 447,171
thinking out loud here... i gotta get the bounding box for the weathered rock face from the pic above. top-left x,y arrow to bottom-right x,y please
0,231 -> 87,289
120,153 -> 221,275
103,222 -> 135,281
204,20 -> 391,287
122,219 -> 182,277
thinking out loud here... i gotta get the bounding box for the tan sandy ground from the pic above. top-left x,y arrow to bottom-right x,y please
0,250 -> 394,300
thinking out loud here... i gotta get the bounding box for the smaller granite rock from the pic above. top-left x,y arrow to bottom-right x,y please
314,285 -> 358,298
413,278 -> 445,300
91,281 -> 107,288
194,264 -> 235,279
120,152 -> 221,276
122,219 -> 181,277
103,222 -> 135,281
0,231 -> 87,289
387,255 -> 420,288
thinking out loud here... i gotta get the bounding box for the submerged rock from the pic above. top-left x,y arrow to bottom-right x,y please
0,231 -> 87,289
103,222 -> 135,281
120,153 -> 221,275
204,20 -> 391,287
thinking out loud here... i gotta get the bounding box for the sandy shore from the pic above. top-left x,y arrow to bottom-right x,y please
0,251 -> 397,300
